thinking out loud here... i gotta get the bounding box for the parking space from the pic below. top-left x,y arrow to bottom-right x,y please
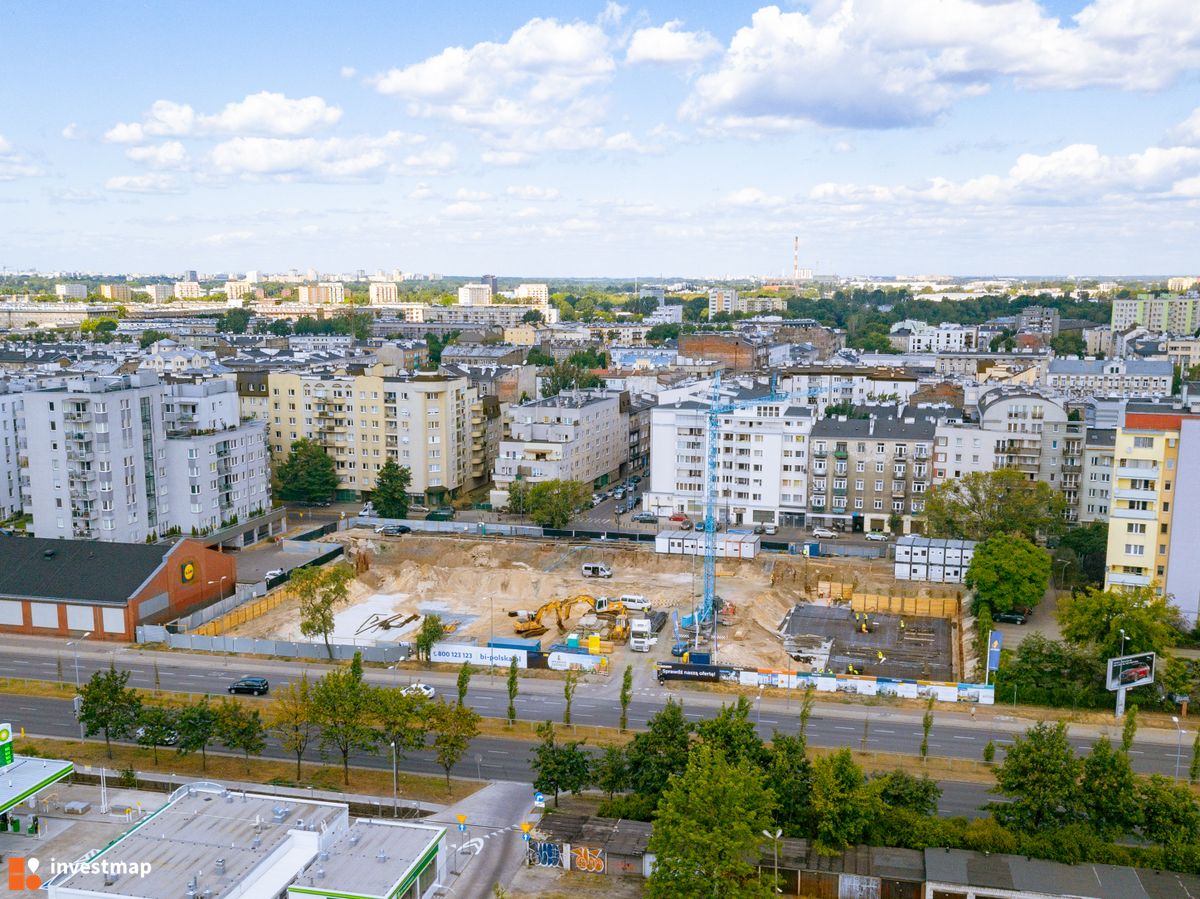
234,544 -> 329,583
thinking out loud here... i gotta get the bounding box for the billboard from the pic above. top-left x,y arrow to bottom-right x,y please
1106,651 -> 1156,691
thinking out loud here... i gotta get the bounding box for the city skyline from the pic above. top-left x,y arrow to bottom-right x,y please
2,0 -> 1199,275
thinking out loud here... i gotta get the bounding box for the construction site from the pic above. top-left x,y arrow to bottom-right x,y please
222,529 -> 963,679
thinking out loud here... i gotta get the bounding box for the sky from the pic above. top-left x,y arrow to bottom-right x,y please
2,0 -> 1200,278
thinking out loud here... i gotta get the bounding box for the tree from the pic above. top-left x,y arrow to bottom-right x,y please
1057,584 -> 1180,661
592,745 -> 629,799
268,319 -> 292,336
696,696 -> 769,769
429,700 -> 481,790
1057,521 -> 1108,587
139,329 -> 173,349
646,323 -> 680,344
967,534 -> 1051,615
296,564 -> 355,660
1050,332 -> 1086,356
506,479 -> 530,516
521,308 -> 543,323
312,653 -> 376,784
1079,736 -> 1140,838
268,673 -> 316,780
626,700 -> 692,803
135,705 -> 178,765
415,614 -> 446,665
525,479 -> 592,528
619,665 -> 633,732
217,308 -> 252,334
874,770 -> 941,816
216,699 -> 266,773
525,347 -> 555,366
506,657 -> 519,723
372,460 -> 412,519
77,665 -> 142,759
809,749 -> 879,855
920,696 -> 934,760
275,438 -> 338,504
1137,775 -> 1200,856
562,670 -> 578,724
372,686 -> 430,763
175,698 -> 218,771
798,683 -> 815,750
646,745 -> 776,899
542,360 -> 602,397
530,721 -> 592,807
457,661 -> 474,707
769,733 -> 814,837
991,721 -> 1081,833
924,469 -> 1068,541
1190,731 -> 1200,785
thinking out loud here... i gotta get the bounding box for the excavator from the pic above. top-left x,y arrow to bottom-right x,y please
508,594 -> 635,638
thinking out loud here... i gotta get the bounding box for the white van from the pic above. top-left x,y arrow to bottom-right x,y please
581,563 -> 613,578
616,593 -> 651,611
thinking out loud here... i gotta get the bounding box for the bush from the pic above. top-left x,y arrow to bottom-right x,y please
597,793 -> 657,821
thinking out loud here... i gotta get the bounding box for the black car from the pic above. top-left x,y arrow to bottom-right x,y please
375,525 -> 412,536
994,606 -> 1033,625
228,676 -> 270,696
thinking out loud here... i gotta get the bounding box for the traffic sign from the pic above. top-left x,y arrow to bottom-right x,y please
986,630 -> 1003,672
534,791 -> 545,808
458,823 -> 466,832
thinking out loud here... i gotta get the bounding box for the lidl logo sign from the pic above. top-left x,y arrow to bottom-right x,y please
181,561 -> 196,584
7,857 -> 42,890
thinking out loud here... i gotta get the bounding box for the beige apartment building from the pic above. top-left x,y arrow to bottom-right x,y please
100,283 -> 132,301
267,367 -> 484,502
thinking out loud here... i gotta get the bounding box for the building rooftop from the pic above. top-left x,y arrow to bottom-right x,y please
0,535 -> 173,605
0,753 -> 74,816
1049,357 -> 1173,376
291,818 -> 443,899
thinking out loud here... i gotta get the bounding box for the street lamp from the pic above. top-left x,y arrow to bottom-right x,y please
1119,628 -> 1127,657
66,631 -> 92,740
1172,716 -> 1185,782
756,686 -> 764,727
390,741 -> 398,817
762,828 -> 782,894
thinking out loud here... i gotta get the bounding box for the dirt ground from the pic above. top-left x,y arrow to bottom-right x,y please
506,866 -> 646,898
225,531 -> 957,670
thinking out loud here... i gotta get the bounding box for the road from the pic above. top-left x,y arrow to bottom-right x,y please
16,638 -> 1194,780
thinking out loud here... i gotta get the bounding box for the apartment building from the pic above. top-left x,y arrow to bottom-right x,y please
708,288 -> 738,316
1079,427 -> 1115,523
641,381 -> 815,527
932,420 -> 998,484
807,409 -> 938,535
1163,336 -> 1200,370
55,284 -> 87,300
514,283 -> 550,306
233,369 -> 271,421
267,368 -> 477,502
896,323 -> 982,353
1046,358 -> 1173,399
977,388 -> 1081,490
1112,293 -> 1200,333
1104,399 -> 1200,624
100,284 -> 132,302
224,281 -> 254,301
173,280 -> 203,299
369,282 -> 399,304
1167,277 -> 1200,293
779,367 -> 921,414
457,283 -> 493,306
296,282 -> 345,304
489,391 -> 628,508
142,284 -> 172,302
1017,306 -> 1061,337
678,333 -> 768,372
0,384 -> 21,518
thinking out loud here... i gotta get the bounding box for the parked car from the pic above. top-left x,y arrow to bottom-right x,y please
764,524 -> 778,535
375,525 -> 411,536
753,524 -> 765,534
994,606 -> 1033,625
812,527 -> 838,539
426,508 -> 455,521
592,494 -> 603,506
865,531 -> 889,542
401,683 -> 436,699
264,568 -> 286,580
228,676 -> 270,696
632,512 -> 658,524
612,488 -> 625,501
135,725 -> 179,746
581,562 -> 613,578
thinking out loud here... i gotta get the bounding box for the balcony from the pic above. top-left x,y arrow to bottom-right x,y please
892,486 -> 908,498
68,468 -> 96,481
69,486 -> 97,501
812,449 -> 827,459
833,449 -> 848,460
1110,506 -> 1156,521
1117,466 -> 1160,480
832,486 -> 847,496
1114,488 -> 1158,502
1107,571 -> 1152,588
64,409 -> 92,423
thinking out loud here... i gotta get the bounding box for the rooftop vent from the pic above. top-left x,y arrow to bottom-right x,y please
214,859 -> 225,876
43,549 -> 55,559
376,849 -> 389,864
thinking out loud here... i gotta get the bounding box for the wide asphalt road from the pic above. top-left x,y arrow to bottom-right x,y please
9,638 -> 1192,779
4,693 -> 995,819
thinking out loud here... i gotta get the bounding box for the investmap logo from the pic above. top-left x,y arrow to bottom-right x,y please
7,856 -> 153,889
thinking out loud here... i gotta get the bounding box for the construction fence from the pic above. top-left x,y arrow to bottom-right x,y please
135,627 -> 411,664
851,593 -> 962,619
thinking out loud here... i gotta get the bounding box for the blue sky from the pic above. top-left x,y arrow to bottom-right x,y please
2,0 -> 1199,277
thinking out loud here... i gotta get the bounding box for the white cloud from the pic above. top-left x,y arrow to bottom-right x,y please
105,173 -> 179,193
401,143 -> 457,174
724,187 -> 787,208
61,123 -> 81,140
455,187 -> 492,201
371,16 -> 614,137
598,2 -> 626,27
201,229 -> 254,245
0,135 -> 42,181
442,201 -> 484,217
340,66 -> 357,79
208,132 -> 419,182
506,185 -> 560,200
125,141 -> 189,169
627,20 -> 721,65
408,182 -> 436,199
685,1 -> 1200,130
1169,107 -> 1200,147
105,92 -> 342,142
482,150 -> 533,167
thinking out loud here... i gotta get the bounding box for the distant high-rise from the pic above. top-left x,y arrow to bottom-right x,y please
55,283 -> 88,300
481,274 -> 498,295
458,283 -> 493,306
100,284 -> 132,301
369,282 -> 399,304
183,270 -> 198,282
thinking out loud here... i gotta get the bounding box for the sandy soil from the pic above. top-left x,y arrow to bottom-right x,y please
225,531 -> 955,670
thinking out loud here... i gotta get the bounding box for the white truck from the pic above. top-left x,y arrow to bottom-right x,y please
630,617 -> 657,652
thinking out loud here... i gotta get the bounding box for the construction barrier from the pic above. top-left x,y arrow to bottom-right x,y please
194,591 -> 291,636
851,593 -> 961,619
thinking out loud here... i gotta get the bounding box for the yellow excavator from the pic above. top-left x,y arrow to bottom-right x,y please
508,594 -> 632,638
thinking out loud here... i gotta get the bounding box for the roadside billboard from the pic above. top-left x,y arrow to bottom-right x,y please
1106,651 -> 1155,691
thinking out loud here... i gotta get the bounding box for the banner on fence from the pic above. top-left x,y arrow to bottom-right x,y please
430,642 -> 528,669
548,651 -> 607,672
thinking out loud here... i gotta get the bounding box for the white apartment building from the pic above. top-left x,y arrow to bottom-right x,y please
297,282 -> 346,304
778,368 -> 921,415
457,283 -> 493,306
490,391 -> 627,507
708,288 -> 738,316
1167,277 -> 1200,293
23,374 -> 269,542
641,380 -> 816,527
1046,358 -> 1173,399
55,284 -> 88,300
224,281 -> 254,301
0,385 -> 22,518
174,280 -> 203,299
932,421 -> 998,484
904,323 -> 982,353
645,305 -> 683,325
514,283 -> 550,306
1112,293 -> 1200,333
142,284 -> 172,302
369,282 -> 399,304
1079,427 -> 1115,523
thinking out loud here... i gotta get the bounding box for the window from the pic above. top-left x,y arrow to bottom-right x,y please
1133,436 -> 1154,448
1125,544 -> 1145,556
